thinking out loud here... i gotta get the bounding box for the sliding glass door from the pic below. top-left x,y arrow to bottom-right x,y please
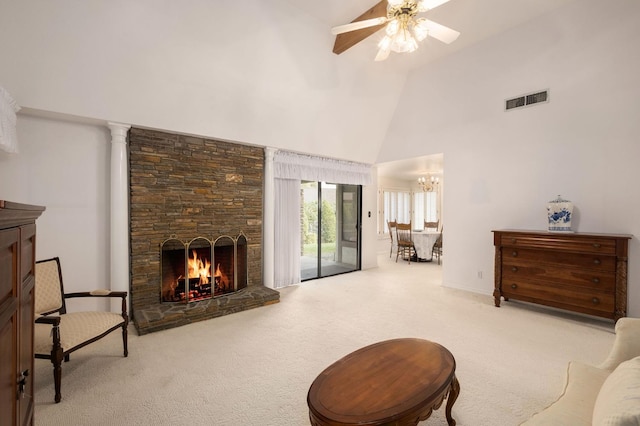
301,181 -> 361,281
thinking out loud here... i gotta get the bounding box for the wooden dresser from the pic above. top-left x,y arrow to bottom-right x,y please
0,201 -> 45,426
492,230 -> 631,321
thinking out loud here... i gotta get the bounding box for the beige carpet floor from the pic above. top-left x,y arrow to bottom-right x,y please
33,254 -> 616,425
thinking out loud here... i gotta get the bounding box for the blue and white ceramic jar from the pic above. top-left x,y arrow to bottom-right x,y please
547,195 -> 574,232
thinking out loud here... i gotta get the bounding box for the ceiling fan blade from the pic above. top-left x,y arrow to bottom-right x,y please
421,19 -> 460,44
332,0 -> 388,55
331,17 -> 388,35
418,0 -> 451,11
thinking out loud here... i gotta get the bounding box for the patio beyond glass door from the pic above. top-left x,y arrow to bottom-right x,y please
301,181 -> 361,281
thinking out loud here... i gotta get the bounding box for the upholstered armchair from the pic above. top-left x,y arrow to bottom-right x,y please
34,257 -> 128,403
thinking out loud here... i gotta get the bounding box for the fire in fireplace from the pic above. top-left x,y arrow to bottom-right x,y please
160,233 -> 248,303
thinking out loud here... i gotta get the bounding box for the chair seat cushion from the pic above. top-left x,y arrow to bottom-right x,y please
35,311 -> 125,354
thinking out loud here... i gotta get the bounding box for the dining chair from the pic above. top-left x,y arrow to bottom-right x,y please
432,230 -> 443,265
387,220 -> 397,258
395,222 -> 416,264
424,220 -> 439,231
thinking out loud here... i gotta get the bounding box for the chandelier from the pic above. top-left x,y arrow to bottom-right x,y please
418,175 -> 439,192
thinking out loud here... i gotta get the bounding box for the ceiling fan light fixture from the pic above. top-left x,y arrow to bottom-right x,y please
385,19 -> 399,36
413,18 -> 429,41
391,31 -> 418,53
416,0 -> 430,12
413,28 -> 429,41
407,37 -> 419,52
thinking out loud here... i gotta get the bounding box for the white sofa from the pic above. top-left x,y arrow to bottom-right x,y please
522,317 -> 640,426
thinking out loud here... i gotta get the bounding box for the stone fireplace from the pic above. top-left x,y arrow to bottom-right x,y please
128,128 -> 279,335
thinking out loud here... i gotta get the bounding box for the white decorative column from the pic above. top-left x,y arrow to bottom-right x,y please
263,147 -> 276,289
108,122 -> 131,312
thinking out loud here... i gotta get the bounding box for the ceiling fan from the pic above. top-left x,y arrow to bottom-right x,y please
331,0 -> 460,61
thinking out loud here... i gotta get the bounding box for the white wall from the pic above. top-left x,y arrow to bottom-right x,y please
379,0 -> 640,316
0,115 -> 112,311
361,174 -> 379,270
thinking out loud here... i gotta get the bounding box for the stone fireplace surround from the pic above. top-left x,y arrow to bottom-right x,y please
129,128 -> 279,335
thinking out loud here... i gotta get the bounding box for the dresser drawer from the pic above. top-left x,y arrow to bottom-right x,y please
504,247 -> 616,272
502,281 -> 614,314
500,234 -> 617,254
502,264 -> 615,291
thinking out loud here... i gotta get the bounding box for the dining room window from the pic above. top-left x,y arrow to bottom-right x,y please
381,189 -> 411,233
413,191 -> 438,227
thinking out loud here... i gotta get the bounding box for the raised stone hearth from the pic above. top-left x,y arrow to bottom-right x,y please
128,128 -> 278,334
134,286 -> 280,335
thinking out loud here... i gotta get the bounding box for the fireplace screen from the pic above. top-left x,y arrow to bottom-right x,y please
161,233 -> 248,303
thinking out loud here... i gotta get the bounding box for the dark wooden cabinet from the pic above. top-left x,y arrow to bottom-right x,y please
493,230 -> 631,321
0,201 -> 45,426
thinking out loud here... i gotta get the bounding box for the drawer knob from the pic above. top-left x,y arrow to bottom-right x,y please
511,266 -> 518,272
592,243 -> 601,249
511,283 -> 518,289
592,277 -> 600,284
593,259 -> 601,265
592,297 -> 599,305
512,251 -> 518,257
511,238 -> 516,244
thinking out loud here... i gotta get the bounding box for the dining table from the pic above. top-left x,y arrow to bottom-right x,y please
412,229 -> 441,261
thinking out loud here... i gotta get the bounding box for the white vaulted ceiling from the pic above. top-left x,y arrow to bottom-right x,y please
0,0 -> 578,168
285,0 -> 578,71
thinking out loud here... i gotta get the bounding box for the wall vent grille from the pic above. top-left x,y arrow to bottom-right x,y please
506,90 -> 549,111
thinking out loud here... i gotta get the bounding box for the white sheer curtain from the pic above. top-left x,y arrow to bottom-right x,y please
273,150 -> 372,186
271,150 -> 372,288
274,178 -> 301,288
0,86 -> 20,154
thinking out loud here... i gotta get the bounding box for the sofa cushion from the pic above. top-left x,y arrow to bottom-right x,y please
593,356 -> 640,426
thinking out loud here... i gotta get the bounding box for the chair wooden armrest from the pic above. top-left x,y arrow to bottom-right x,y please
35,315 -> 61,326
64,290 -> 129,321
65,290 -> 127,298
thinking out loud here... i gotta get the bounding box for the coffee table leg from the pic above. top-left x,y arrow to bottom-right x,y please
445,375 -> 460,426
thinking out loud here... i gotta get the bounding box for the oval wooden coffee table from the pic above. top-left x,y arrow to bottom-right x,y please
307,338 -> 460,426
